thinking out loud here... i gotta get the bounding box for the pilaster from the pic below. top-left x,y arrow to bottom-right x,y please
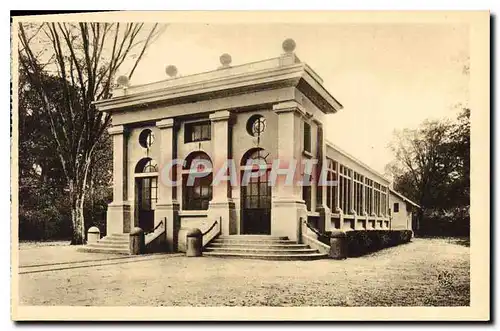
271,101 -> 307,241
155,118 -> 180,252
208,110 -> 237,235
315,123 -> 330,233
106,125 -> 132,234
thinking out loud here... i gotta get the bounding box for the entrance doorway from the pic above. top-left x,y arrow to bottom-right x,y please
136,176 -> 157,232
241,148 -> 271,234
135,158 -> 158,233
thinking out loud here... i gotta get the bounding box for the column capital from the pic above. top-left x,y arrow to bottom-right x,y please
156,118 -> 175,129
273,101 -> 306,116
108,125 -> 125,135
209,110 -> 231,122
313,117 -> 324,126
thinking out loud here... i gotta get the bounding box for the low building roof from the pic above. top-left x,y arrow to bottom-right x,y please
389,188 -> 421,208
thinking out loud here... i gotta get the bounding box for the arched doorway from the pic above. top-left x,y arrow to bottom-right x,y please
240,148 -> 271,234
182,151 -> 213,210
135,157 -> 158,232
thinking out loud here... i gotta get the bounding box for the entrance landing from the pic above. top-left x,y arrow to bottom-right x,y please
203,235 -> 327,260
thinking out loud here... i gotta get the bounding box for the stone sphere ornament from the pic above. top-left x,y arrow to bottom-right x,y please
282,38 -> 296,53
116,75 -> 129,87
219,53 -> 232,67
165,65 -> 178,78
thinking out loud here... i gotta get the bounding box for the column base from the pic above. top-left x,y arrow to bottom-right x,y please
155,202 -> 180,252
106,201 -> 132,234
271,198 -> 307,241
208,200 -> 237,235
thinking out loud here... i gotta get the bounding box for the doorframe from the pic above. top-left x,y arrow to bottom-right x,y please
240,164 -> 272,235
134,173 -> 158,232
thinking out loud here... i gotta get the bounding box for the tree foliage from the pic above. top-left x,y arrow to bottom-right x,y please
386,109 -> 470,236
17,22 -> 164,243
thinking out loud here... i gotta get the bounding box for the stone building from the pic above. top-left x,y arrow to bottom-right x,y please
89,39 -> 418,258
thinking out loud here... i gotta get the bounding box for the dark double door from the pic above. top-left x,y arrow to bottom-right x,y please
241,171 -> 271,234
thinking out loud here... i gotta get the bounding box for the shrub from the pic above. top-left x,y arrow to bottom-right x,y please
346,230 -> 413,257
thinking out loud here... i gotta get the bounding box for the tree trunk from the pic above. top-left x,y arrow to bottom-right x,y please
69,180 -> 87,245
415,208 -> 424,237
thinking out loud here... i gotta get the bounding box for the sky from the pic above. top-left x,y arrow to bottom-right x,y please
124,23 -> 470,174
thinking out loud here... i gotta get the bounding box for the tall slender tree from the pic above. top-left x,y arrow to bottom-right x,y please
18,22 -> 166,244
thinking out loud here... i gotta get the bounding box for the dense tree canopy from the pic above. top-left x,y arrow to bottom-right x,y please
386,109 -> 470,236
18,22 -> 164,243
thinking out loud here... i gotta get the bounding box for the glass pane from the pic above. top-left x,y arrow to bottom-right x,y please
250,197 -> 258,209
201,185 -> 209,198
259,182 -> 267,196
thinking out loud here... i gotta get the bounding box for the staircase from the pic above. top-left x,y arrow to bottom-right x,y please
203,235 -> 327,260
77,233 -> 130,255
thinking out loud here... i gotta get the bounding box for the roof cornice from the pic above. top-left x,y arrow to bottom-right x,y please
93,59 -> 343,114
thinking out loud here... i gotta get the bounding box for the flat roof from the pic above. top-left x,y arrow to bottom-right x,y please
94,54 -> 343,114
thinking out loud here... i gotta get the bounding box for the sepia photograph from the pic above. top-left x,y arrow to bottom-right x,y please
10,10 -> 490,321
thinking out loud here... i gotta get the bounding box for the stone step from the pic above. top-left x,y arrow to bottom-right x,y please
108,234 -> 129,239
86,243 -> 129,250
203,251 -> 327,261
77,246 -> 130,255
204,247 -> 319,254
99,237 -> 129,244
213,239 -> 297,244
89,241 -> 129,248
209,242 -> 310,249
218,235 -> 289,240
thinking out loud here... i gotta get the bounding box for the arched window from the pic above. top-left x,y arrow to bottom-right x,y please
182,152 -> 213,210
240,148 -> 270,167
135,157 -> 158,173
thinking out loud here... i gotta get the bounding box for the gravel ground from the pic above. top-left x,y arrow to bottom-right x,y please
18,245 -> 118,266
19,240 -> 72,250
18,238 -> 469,306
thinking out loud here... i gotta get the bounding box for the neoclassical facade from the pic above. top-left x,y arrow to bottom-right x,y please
94,40 -> 417,253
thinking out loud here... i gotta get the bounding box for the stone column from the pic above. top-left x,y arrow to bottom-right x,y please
208,110 -> 236,235
361,178 -> 367,229
336,161 -> 344,229
271,101 -> 307,241
378,188 -> 383,228
106,125 -> 132,234
350,172 -> 355,215
351,174 -> 358,230
315,123 -> 331,233
155,118 -> 180,252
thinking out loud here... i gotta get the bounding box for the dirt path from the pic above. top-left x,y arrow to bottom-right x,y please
18,238 -> 469,306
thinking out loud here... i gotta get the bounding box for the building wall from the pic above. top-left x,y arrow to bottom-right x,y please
120,108 -> 402,236
389,192 -> 413,230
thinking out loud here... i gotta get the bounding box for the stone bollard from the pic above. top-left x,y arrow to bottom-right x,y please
87,226 -> 100,243
186,228 -> 202,257
329,230 -> 347,260
129,227 -> 145,255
